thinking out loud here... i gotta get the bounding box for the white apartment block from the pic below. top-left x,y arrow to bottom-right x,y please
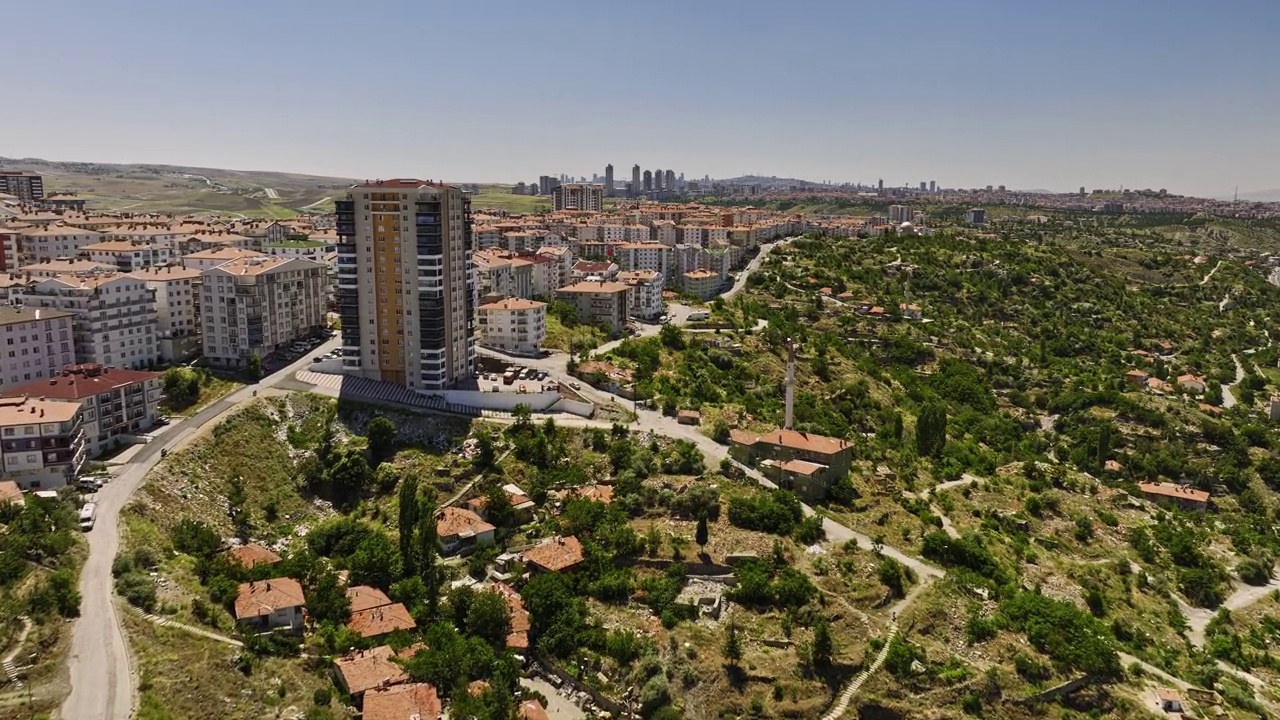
473,251 -> 514,298
0,396 -> 86,490
617,270 -> 664,320
18,272 -> 159,369
625,225 -> 650,243
97,226 -> 191,247
0,307 -> 76,389
476,297 -> 546,356
17,224 -> 103,263
679,226 -> 705,246
262,239 -> 334,264
653,221 -> 679,246
615,243 -> 673,286
19,260 -> 116,278
705,227 -> 730,245
201,256 -> 327,368
129,265 -> 202,362
474,225 -> 504,250
82,241 -> 173,272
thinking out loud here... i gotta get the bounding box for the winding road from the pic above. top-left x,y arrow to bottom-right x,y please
59,342 -> 338,720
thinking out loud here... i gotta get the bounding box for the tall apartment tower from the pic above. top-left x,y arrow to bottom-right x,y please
335,180 -> 475,392
0,171 -> 45,203
653,169 -> 663,191
604,164 -> 614,197
665,170 -> 676,192
643,170 -> 653,191
929,180 -> 936,193
631,165 -> 641,197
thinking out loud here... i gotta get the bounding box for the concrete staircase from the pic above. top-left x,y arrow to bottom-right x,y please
821,622 -> 899,720
134,608 -> 244,647
1,616 -> 31,689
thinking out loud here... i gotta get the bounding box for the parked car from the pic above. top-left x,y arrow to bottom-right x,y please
569,381 -> 581,390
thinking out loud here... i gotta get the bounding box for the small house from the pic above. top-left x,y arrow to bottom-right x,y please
234,578 -> 306,632
1177,374 -> 1206,394
435,507 -> 496,556
332,646 -> 408,700
677,409 -> 701,426
363,683 -> 442,720
1138,481 -> 1210,513
224,543 -> 281,569
1156,688 -> 1183,713
522,535 -> 585,573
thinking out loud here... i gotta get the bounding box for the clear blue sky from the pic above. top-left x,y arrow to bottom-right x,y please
7,0 -> 1279,196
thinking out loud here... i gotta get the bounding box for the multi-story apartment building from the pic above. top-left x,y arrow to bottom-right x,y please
0,171 -> 44,203
181,247 -> 265,272
17,224 -> 104,263
615,243 -> 673,285
617,270 -> 664,320
81,240 -> 173,272
17,271 -> 159,369
263,237 -> 334,264
554,280 -> 630,333
652,221 -> 678,246
681,269 -> 722,300
0,307 -> 76,389
4,364 -> 161,459
335,180 -> 475,392
201,256 -> 326,368
476,297 -> 546,356
0,395 -> 85,490
19,260 -> 116,278
473,250 -> 513,299
129,265 -> 201,362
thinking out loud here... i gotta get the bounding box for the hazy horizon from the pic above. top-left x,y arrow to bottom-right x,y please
5,0 -> 1278,198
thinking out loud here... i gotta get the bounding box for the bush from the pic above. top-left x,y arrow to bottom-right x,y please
793,515 -> 826,545
728,489 -> 803,536
999,591 -> 1119,677
312,688 -> 331,707
1237,556 -> 1275,586
116,572 -> 158,612
171,519 -> 221,559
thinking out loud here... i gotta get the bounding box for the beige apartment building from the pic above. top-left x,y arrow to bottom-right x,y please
200,256 -> 327,367
129,265 -> 202,362
476,297 -> 546,356
17,270 -> 159,369
0,396 -> 86,490
335,180 -> 475,391
681,269 -> 721,300
554,280 -> 630,333
81,240 -> 173,272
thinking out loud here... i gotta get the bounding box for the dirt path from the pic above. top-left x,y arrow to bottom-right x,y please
1199,260 -> 1223,286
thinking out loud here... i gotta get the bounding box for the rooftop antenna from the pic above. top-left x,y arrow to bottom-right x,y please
784,338 -> 796,431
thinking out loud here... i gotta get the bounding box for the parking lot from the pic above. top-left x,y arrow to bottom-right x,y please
476,363 -> 558,394
268,330 -> 338,367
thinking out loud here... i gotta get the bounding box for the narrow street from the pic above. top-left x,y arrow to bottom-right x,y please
59,340 -> 339,720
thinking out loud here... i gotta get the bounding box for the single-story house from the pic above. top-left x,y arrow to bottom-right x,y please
363,683 -> 442,720
234,578 -> 306,632
332,645 -> 408,699
1157,688 -> 1183,713
522,535 -> 585,573
1177,374 -> 1206,394
465,484 -> 536,525
346,585 -> 394,613
348,602 -> 416,639
1138,481 -> 1210,513
435,507 -> 496,556
1124,369 -> 1149,388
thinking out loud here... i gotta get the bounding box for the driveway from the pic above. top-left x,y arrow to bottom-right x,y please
60,339 -> 339,720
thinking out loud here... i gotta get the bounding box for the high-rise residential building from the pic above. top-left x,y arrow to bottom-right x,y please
877,179 -> 884,193
929,180 -> 936,193
888,205 -> 912,224
0,396 -> 85,490
919,182 -> 927,192
653,169 -> 663,191
128,265 -> 202,363
966,208 -> 987,226
335,180 -> 475,392
603,164 -> 614,197
538,176 -> 561,196
1080,186 -> 1087,196
643,171 -> 653,191
631,165 -> 641,197
552,184 -> 604,212
665,170 -> 676,192
200,256 -> 326,368
0,171 -> 45,203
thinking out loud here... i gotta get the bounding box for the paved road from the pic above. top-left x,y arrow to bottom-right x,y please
59,340 -> 338,720
723,238 -> 790,301
1221,354 -> 1245,409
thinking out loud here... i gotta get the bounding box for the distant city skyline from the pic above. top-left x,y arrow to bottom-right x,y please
4,1 -> 1278,198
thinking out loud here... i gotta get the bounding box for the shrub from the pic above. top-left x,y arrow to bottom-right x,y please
171,519 -> 221,558
728,489 -> 803,536
116,572 -> 158,612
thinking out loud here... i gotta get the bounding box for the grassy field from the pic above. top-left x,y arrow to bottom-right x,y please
159,375 -> 246,417
543,314 -> 607,352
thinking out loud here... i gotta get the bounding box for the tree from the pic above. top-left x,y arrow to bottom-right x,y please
812,618 -> 834,667
659,323 -> 685,350
366,415 -> 398,465
466,589 -> 513,648
162,368 -> 202,409
473,433 -> 496,471
483,484 -> 515,529
306,568 -> 351,625
347,532 -> 401,589
171,519 -> 221,559
723,621 -> 743,665
1204,381 -> 1224,407
415,496 -> 441,619
398,475 -> 420,577
325,445 -> 372,503
695,516 -> 709,550
245,353 -> 263,381
916,401 -> 948,458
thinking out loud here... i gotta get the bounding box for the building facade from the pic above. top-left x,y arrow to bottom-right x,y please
0,307 -> 76,389
3,364 -> 162,458
0,171 -> 44,203
201,256 -> 327,367
552,184 -> 604,212
554,280 -> 630,333
476,297 -> 546,356
336,180 -> 475,392
18,272 -> 159,369
129,265 -> 201,362
0,396 -> 86,490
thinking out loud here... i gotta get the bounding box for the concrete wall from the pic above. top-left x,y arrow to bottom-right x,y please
443,389 -> 561,411
549,397 -> 595,417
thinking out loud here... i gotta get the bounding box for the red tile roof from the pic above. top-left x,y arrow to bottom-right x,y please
2,363 -> 158,400
346,585 -> 394,613
1138,481 -> 1210,504
234,578 -> 305,620
363,683 -> 442,720
224,544 -> 281,569
332,645 -> 409,696
522,535 -> 585,572
347,602 -> 416,638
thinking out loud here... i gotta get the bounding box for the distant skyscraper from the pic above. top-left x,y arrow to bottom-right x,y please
539,176 -> 561,195
966,208 -> 987,225
653,169 -> 663,191
888,205 -> 911,223
929,180 -> 936,193
985,185 -> 993,192
632,165 -> 641,197
877,178 -> 884,193
665,170 -> 676,192
604,164 -> 614,197
919,181 -> 927,191
553,184 -> 604,212
998,185 -> 1006,192
643,170 -> 653,191
1080,186 -> 1087,196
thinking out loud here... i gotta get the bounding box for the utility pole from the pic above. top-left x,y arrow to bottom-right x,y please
784,338 -> 796,430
